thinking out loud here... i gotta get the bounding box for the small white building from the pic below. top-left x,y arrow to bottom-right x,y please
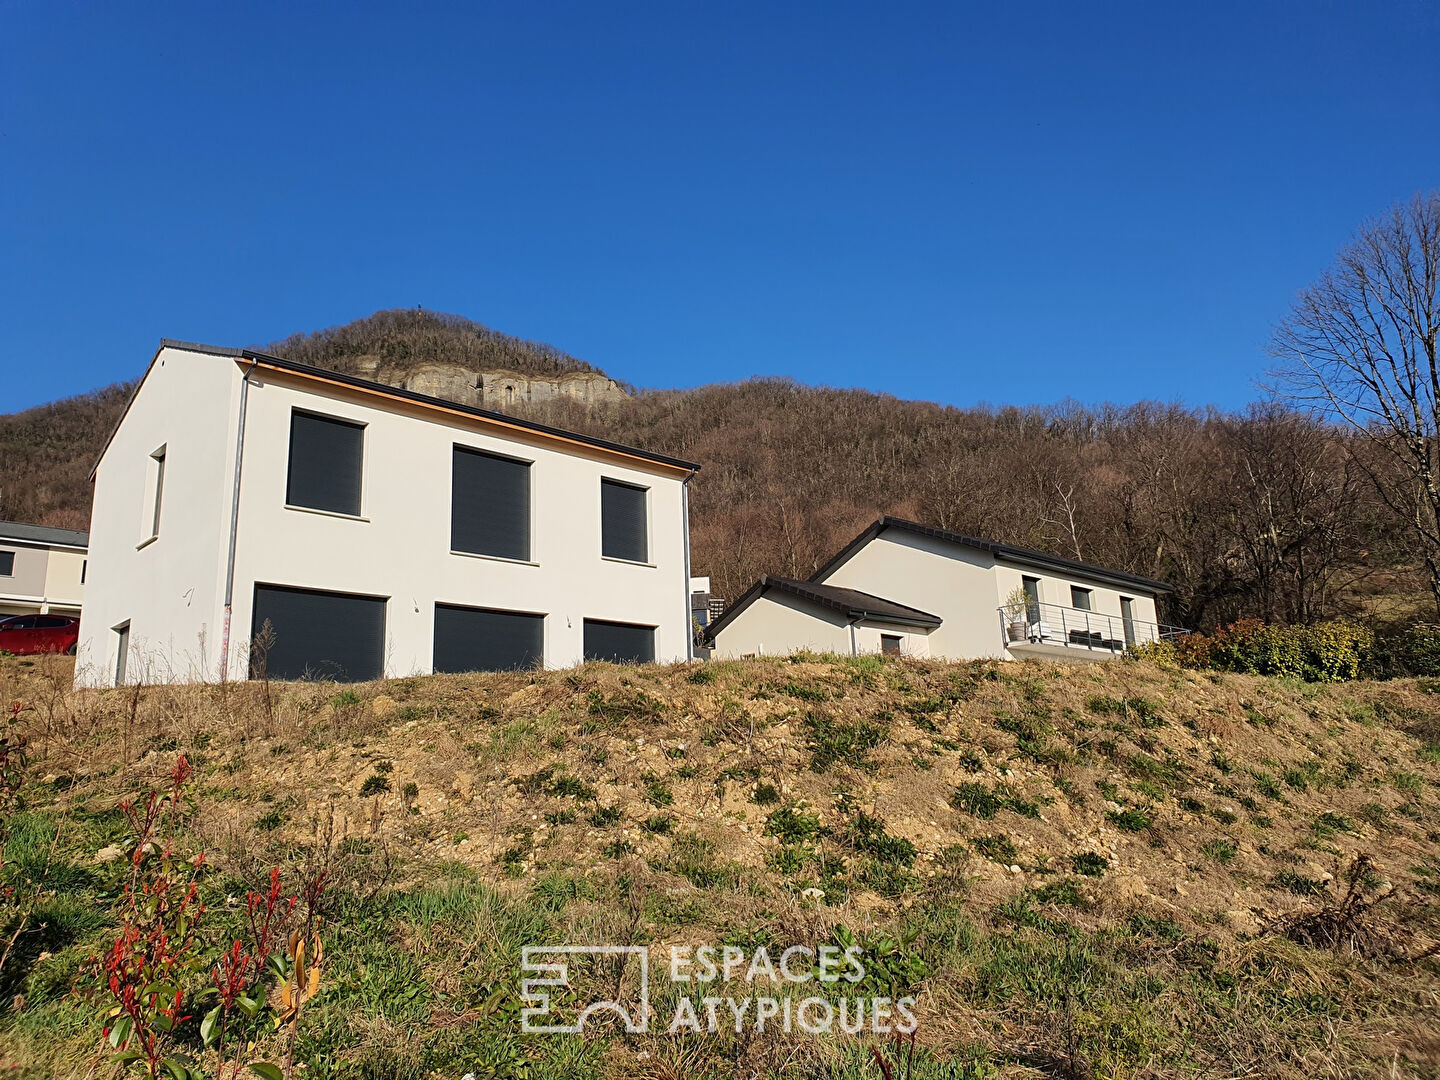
77,340 -> 699,687
708,517 -> 1180,662
0,520 -> 88,618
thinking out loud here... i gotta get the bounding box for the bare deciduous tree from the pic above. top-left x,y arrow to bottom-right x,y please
1271,192 -> 1440,611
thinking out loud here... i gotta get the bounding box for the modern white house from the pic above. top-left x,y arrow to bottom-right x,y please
707,517 -> 1182,662
76,340 -> 700,687
0,520 -> 89,618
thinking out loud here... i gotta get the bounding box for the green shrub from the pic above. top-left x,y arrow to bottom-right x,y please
1366,622 -> 1440,678
1135,619 -> 1373,681
751,781 -> 780,805
359,773 -> 391,797
764,805 -> 825,843
1072,852 -> 1109,877
1107,807 -> 1151,832
971,834 -> 1019,864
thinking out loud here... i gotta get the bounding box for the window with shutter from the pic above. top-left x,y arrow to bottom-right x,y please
251,584 -> 386,682
583,619 -> 655,664
451,446 -> 531,560
433,604 -> 543,673
601,479 -> 648,562
286,412 -> 364,516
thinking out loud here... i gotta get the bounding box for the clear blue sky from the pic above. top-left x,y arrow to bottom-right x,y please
3,1 -> 1437,414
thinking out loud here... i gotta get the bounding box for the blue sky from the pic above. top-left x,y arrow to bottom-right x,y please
3,2 -> 1437,414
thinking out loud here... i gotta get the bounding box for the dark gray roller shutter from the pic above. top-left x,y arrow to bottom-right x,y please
583,619 -> 655,664
0,551 -> 13,576
452,447 -> 531,560
287,412 -> 364,516
433,604 -> 543,673
601,479 -> 647,562
251,584 -> 385,682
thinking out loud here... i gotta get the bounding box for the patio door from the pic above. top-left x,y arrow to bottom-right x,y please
1120,597 -> 1136,646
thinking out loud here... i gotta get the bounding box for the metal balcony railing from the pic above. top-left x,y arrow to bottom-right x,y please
997,600 -> 1188,654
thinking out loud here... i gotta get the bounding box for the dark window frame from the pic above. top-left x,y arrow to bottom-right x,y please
285,409 -> 367,518
600,477 -> 650,564
880,633 -> 902,656
450,444 -> 534,562
0,550 -> 13,577
583,618 -> 656,665
433,602 -> 545,673
1070,586 -> 1093,611
250,583 -> 387,683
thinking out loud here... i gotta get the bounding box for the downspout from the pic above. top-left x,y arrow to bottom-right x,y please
848,617 -> 859,657
682,475 -> 694,662
218,358 -> 257,681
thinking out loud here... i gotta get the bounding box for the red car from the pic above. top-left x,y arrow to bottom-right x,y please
0,614 -> 80,655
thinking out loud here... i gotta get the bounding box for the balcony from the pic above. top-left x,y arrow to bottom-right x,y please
997,600 -> 1188,661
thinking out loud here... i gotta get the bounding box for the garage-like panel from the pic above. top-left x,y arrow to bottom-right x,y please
434,604 -> 543,673
251,584 -> 386,682
583,618 -> 655,664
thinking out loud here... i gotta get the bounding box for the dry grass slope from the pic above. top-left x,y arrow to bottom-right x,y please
1,654 -> 1438,1078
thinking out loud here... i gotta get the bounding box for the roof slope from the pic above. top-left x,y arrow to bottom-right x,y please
0,519 -> 89,548
812,516 -> 1174,595
93,340 -> 701,479
705,574 -> 941,642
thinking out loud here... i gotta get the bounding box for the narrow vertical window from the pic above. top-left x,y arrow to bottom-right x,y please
149,446 -> 166,538
115,622 -> 130,686
81,559 -> 87,584
1120,597 -> 1136,645
1022,576 -> 1040,621
0,551 -> 13,577
601,479 -> 648,562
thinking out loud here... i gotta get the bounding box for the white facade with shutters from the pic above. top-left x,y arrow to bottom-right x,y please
76,341 -> 698,687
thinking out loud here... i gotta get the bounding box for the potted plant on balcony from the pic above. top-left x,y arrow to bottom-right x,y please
1003,587 -> 1029,642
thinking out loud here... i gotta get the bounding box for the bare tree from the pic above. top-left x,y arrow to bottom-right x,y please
1271,191 -> 1440,611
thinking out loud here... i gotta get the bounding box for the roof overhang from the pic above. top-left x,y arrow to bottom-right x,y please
704,574 -> 942,644
812,517 -> 1175,595
90,339 -> 701,482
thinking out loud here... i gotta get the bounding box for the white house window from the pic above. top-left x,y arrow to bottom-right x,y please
114,622 -> 130,686
148,445 -> 166,539
451,446 -> 531,560
286,411 -> 364,517
0,551 -> 13,576
1071,586 -> 1092,611
601,479 -> 648,563
583,618 -> 655,664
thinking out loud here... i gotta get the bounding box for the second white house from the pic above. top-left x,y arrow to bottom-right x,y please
77,340 -> 700,687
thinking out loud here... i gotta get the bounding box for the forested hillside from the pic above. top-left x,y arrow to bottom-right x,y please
0,309 -> 1422,629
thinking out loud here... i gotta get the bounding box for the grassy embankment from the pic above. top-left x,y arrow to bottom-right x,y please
1,652 -> 1438,1079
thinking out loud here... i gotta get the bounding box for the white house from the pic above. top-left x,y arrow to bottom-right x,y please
0,520 -> 88,618
707,517 -> 1180,662
76,340 -> 699,687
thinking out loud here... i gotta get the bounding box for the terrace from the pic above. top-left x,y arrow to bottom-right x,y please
998,600 -> 1188,661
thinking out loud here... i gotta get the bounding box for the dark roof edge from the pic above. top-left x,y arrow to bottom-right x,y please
0,520 -> 90,548
766,576 -> 942,627
238,348 -> 700,473
812,517 -> 1174,594
96,339 -> 701,479
703,574 -> 941,644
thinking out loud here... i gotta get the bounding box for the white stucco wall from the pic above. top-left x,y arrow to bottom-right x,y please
221,369 -> 692,677
43,548 -> 87,611
76,348 -> 240,686
709,592 -> 932,660
818,531 -> 1005,659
